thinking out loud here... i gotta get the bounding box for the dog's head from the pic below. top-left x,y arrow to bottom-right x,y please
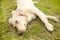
15,16 -> 27,34
9,10 -> 28,34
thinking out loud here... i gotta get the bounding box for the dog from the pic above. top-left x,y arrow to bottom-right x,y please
9,0 -> 59,34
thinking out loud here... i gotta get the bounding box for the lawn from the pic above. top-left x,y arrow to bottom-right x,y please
0,0 -> 60,40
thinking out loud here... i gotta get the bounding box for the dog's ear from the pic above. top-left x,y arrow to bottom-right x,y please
9,18 -> 13,25
11,10 -> 15,14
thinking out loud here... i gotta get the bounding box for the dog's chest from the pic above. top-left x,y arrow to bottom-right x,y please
26,13 -> 36,22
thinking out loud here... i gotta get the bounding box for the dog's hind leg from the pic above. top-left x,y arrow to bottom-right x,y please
29,7 -> 54,31
47,15 -> 59,22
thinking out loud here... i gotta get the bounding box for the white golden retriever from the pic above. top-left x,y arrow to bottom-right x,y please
9,0 -> 59,34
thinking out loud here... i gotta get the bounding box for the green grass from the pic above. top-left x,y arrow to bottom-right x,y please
0,0 -> 60,40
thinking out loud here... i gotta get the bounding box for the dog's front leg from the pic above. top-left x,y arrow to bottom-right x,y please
29,7 -> 54,32
47,15 -> 59,22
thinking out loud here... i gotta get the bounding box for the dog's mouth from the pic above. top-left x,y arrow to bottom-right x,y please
16,24 -> 27,34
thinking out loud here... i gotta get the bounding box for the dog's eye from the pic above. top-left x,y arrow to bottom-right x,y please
18,14 -> 24,16
15,21 -> 18,24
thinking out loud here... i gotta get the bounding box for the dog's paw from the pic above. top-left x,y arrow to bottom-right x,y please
45,24 -> 54,32
47,15 -> 59,22
52,16 -> 59,22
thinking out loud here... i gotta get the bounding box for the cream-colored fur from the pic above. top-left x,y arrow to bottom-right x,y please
9,0 -> 59,34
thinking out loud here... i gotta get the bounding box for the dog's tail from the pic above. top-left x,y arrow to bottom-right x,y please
33,1 -> 39,4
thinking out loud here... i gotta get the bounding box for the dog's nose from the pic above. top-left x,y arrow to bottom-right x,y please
18,31 -> 25,35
